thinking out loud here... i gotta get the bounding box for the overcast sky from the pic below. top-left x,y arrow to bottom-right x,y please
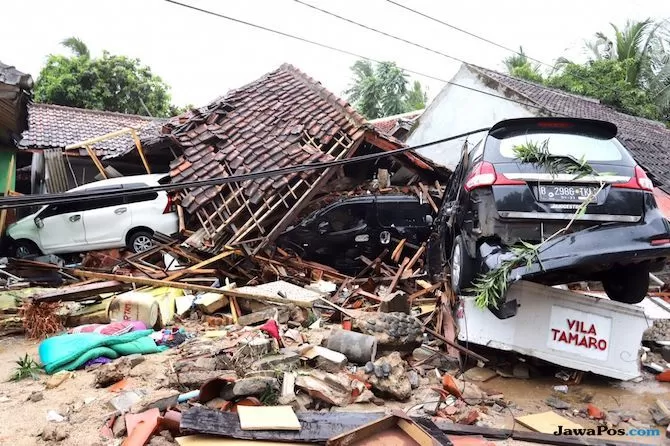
2,0 -> 668,109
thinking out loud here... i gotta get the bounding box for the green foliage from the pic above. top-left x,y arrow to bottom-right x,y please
346,60 -> 428,119
470,140 -> 605,308
512,140 -> 595,178
509,64 -> 544,83
34,37 -> 178,118
259,383 -> 279,406
405,80 -> 428,111
547,59 -> 662,120
9,354 -> 41,382
504,20 -> 670,122
60,37 -> 89,58
470,243 -> 538,309
503,47 -> 544,83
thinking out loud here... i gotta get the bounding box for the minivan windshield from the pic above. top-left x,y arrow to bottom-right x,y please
498,133 -> 625,162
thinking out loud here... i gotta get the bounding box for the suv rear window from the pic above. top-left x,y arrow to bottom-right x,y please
378,201 -> 428,227
497,133 -> 625,162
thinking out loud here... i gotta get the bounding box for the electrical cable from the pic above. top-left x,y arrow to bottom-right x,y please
385,0 -> 555,71
384,0 -> 647,105
290,0 -> 606,120
292,0 -> 467,65
0,127 -> 491,210
162,0 -> 552,113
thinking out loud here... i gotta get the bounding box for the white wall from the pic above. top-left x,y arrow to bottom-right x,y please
407,65 -> 537,170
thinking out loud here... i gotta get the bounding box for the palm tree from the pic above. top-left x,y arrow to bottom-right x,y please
503,46 -> 531,72
61,37 -> 90,58
503,47 -> 543,82
584,19 -> 667,86
346,60 -> 426,119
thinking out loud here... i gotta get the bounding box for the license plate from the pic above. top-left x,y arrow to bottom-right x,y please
537,184 -> 597,203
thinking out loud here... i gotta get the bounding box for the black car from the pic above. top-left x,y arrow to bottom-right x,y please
427,117 -> 670,306
277,194 -> 435,272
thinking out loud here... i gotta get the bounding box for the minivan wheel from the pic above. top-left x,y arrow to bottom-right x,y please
602,265 -> 649,304
13,240 -> 40,258
128,231 -> 154,253
450,235 -> 476,295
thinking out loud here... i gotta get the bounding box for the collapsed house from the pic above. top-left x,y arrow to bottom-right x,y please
126,64 -> 443,254
19,103 -> 166,194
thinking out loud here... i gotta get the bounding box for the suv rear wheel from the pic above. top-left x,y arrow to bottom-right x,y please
450,235 -> 476,294
602,265 -> 649,304
128,231 -> 154,253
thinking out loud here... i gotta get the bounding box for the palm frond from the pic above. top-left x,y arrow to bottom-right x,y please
61,37 -> 90,58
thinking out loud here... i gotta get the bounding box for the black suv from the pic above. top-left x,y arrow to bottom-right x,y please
427,117 -> 670,305
278,194 -> 435,272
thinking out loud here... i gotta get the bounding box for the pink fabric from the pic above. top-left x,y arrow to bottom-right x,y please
69,321 -> 139,336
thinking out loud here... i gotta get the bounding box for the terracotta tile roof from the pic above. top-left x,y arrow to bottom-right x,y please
468,65 -> 670,192
0,61 -> 33,136
165,63 -> 370,214
370,109 -> 423,134
19,103 -> 166,157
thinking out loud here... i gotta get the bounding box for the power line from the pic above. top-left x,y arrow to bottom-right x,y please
383,0 -> 635,100
0,127 -> 491,210
292,0 -> 466,65
385,0 -> 553,71
290,0 -> 597,115
162,0 -> 550,113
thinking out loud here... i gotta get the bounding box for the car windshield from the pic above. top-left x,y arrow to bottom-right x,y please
498,133 -> 625,162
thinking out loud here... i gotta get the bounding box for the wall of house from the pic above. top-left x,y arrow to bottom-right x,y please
406,65 -> 537,171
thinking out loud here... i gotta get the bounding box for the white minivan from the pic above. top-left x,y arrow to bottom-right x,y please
7,174 -> 179,257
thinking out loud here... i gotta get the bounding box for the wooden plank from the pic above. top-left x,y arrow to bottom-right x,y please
418,182 -> 439,213
166,249 -> 240,281
32,281 -> 130,303
408,283 -> 441,303
84,144 -> 108,179
229,296 -> 240,324
391,239 -> 406,263
397,418 -> 442,446
418,418 -> 641,446
423,327 -> 488,363
405,243 -> 426,271
177,437 -> 304,445
65,127 -> 135,149
326,415 -> 397,446
388,257 -> 409,293
69,270 -> 315,308
179,407 -> 385,443
515,411 -> 583,435
316,296 -> 357,319
354,249 -> 388,278
177,205 -> 186,234
354,290 -> 384,303
129,129 -> 151,174
237,406 -> 300,431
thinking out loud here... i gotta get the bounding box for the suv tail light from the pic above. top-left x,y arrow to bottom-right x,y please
163,193 -> 176,214
464,162 -> 525,191
612,165 -> 653,192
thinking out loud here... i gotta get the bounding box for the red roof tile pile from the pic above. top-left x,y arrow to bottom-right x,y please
164,64 -> 383,252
